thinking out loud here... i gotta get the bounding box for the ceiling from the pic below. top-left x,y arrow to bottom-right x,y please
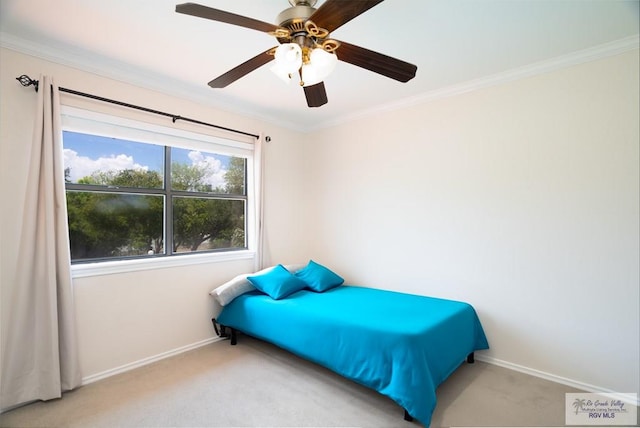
1,0 -> 638,132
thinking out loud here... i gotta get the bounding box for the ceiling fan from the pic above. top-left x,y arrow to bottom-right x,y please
175,0 -> 417,108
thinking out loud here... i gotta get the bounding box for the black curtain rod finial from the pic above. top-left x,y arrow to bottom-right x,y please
16,75 -> 39,92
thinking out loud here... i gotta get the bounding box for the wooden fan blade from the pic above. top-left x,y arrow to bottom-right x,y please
176,3 -> 280,33
208,48 -> 275,88
303,82 -> 328,107
335,40 -> 417,83
309,0 -> 384,33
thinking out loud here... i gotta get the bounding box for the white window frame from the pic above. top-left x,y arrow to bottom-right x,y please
61,106 -> 258,278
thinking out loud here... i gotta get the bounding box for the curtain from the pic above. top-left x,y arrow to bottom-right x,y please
253,134 -> 265,271
0,76 -> 81,410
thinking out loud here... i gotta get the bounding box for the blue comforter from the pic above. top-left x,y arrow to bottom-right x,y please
217,285 -> 489,426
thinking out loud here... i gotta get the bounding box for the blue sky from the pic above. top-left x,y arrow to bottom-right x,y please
62,131 -> 232,187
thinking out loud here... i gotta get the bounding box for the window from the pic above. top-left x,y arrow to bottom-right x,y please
61,107 -> 256,265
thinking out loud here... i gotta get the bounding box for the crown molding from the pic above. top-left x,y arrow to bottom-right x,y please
3,32 -> 638,134
0,32 -> 308,133
312,35 -> 640,132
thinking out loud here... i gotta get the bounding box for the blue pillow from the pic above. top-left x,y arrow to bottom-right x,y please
295,260 -> 344,292
247,264 -> 307,300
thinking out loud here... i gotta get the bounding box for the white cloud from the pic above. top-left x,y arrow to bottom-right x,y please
63,149 -> 148,182
63,148 -> 227,189
187,150 -> 227,189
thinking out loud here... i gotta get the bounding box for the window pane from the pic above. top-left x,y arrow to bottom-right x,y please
172,197 -> 246,253
63,131 -> 164,188
171,147 -> 245,194
67,191 -> 164,260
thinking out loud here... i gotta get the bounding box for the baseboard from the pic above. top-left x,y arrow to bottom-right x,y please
60,337 -> 640,407
81,336 -> 223,386
476,355 -> 639,406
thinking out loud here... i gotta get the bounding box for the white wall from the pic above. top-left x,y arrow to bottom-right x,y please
303,50 -> 639,397
2,45 -> 638,403
0,48 -> 308,384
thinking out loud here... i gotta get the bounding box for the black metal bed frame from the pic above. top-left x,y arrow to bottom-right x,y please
212,317 -> 475,424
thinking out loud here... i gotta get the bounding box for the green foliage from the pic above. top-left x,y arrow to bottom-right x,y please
225,157 -> 246,194
67,160 -> 247,261
83,169 -> 163,188
173,197 -> 237,252
171,162 -> 214,192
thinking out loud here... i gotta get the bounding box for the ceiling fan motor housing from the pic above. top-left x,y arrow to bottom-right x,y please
277,3 -> 316,32
287,0 -> 317,7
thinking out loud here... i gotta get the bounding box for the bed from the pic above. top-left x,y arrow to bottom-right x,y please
214,266 -> 489,427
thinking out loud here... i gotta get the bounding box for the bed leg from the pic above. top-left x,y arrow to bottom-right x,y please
467,352 -> 475,364
212,318 -> 235,343
212,318 -> 230,338
211,318 -> 220,336
404,409 -> 413,422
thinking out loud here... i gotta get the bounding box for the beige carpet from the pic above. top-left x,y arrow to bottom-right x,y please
1,335 -> 586,427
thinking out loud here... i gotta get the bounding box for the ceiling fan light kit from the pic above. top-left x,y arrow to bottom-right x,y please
270,43 -> 303,84
302,47 -> 338,86
175,0 -> 417,107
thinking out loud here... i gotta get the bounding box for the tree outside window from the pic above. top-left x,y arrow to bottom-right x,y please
63,131 -> 248,262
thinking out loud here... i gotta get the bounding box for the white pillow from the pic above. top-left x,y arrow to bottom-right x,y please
210,273 -> 253,306
283,263 -> 306,274
210,263 -> 306,306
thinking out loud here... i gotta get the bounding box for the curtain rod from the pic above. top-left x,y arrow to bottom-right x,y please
15,75 -> 260,139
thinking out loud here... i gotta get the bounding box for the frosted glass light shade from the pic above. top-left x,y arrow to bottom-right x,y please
301,63 -> 321,86
301,48 -> 337,87
310,48 -> 337,75
274,43 -> 303,74
270,62 -> 294,84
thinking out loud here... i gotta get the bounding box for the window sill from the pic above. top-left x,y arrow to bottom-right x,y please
71,250 -> 255,278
